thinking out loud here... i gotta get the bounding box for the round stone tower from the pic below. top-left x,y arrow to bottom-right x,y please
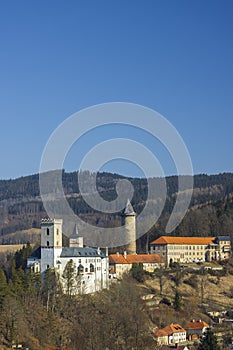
122,199 -> 136,254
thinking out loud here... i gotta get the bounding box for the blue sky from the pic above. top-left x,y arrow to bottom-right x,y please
0,0 -> 233,179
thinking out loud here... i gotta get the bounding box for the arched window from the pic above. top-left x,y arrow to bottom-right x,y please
47,228 -> 49,236
90,263 -> 95,273
47,241 -> 49,247
78,264 -> 84,275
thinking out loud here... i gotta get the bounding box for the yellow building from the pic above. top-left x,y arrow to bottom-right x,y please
150,235 -> 231,266
109,252 -> 164,279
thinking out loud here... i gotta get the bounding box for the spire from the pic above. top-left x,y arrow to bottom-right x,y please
69,224 -> 83,248
70,224 -> 79,238
124,199 -> 136,216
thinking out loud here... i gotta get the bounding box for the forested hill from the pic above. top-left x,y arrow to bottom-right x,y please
1,171 -> 233,246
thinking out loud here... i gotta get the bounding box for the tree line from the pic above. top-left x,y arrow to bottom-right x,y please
0,246 -> 155,350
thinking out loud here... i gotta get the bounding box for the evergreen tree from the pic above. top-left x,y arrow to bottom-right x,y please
10,261 -> 24,299
62,259 -> 77,297
198,329 -> 220,350
131,263 -> 145,282
0,268 -> 8,306
42,268 -> 61,312
173,290 -> 182,311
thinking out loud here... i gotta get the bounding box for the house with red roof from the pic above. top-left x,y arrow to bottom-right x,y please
109,251 -> 164,279
154,323 -> 186,346
185,319 -> 209,340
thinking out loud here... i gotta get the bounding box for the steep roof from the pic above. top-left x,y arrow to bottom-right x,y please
28,247 -> 41,259
124,199 -> 136,216
186,320 -> 209,330
69,224 -> 80,239
109,253 -> 163,264
150,236 -> 215,246
154,323 -> 186,336
61,247 -> 105,258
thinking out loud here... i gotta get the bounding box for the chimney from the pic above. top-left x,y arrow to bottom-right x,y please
116,252 -> 119,257
97,247 -> 101,255
105,247 -> 108,257
124,251 -> 127,259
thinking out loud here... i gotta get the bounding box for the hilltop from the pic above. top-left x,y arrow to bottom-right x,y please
1,171 -> 233,247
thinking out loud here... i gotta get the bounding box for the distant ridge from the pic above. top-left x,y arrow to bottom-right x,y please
1,171 -> 233,248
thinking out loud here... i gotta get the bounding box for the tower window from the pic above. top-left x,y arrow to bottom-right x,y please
47,228 -> 49,236
57,228 -> 59,235
47,264 -> 50,269
47,241 -> 49,247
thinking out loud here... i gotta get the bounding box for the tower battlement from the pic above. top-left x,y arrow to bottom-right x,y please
41,218 -> 63,225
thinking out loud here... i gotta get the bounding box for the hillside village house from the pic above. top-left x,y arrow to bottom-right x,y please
150,236 -> 231,266
27,218 -> 109,294
185,319 -> 209,341
109,252 -> 164,279
154,323 -> 186,346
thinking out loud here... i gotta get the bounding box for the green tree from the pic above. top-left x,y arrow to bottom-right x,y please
42,268 -> 61,311
154,266 -> 166,295
131,263 -> 145,282
10,261 -> 24,299
14,242 -> 32,270
62,259 -> 77,296
173,290 -> 182,311
198,329 -> 220,350
0,268 -> 8,305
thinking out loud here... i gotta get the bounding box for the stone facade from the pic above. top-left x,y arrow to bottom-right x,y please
27,218 -> 109,294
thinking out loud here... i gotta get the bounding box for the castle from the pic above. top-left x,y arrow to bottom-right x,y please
27,218 -> 109,294
27,199 -> 141,294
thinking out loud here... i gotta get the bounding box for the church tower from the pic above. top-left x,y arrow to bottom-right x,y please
69,224 -> 83,248
122,199 -> 136,254
40,218 -> 63,273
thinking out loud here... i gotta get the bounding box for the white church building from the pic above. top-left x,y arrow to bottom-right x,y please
27,218 -> 109,294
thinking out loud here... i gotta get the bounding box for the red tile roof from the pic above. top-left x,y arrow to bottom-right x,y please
150,236 -> 215,245
109,253 -> 163,264
154,323 -> 186,337
186,319 -> 209,330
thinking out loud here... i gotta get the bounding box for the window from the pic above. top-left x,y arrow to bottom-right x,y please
47,241 -> 49,247
47,228 -> 49,236
85,267 -> 88,272
78,264 -> 84,274
57,228 -> 59,235
47,264 -> 50,269
90,264 -> 95,272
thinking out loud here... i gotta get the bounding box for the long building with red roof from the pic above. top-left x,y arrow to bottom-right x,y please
109,252 -> 164,278
150,235 -> 231,265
